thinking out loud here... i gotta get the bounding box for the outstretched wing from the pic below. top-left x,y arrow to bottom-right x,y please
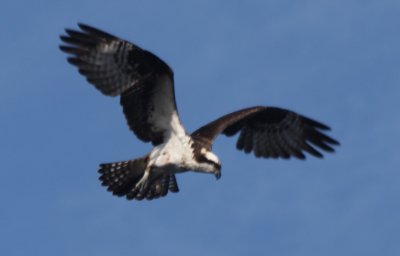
191,106 -> 339,159
59,23 -> 184,145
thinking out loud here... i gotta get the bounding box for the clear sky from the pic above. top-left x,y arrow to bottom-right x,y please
1,1 -> 399,255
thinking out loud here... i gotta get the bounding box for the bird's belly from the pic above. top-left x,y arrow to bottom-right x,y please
152,164 -> 187,176
150,134 -> 194,168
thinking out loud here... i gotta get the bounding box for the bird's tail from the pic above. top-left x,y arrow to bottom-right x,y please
98,156 -> 179,200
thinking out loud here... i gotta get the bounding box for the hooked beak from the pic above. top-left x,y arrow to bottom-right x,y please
214,166 -> 221,180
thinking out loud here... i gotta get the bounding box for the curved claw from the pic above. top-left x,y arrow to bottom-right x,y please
135,170 -> 150,192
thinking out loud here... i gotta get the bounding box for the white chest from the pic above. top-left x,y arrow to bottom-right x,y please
149,134 -> 197,171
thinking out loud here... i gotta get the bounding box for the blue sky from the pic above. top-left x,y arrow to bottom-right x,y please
1,1 -> 399,255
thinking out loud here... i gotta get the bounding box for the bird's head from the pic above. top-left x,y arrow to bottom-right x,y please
199,148 -> 221,179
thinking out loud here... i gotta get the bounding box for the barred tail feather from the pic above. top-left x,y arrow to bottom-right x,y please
98,156 -> 179,201
98,157 -> 147,197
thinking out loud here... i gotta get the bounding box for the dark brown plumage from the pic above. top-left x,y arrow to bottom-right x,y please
60,23 -> 177,146
192,106 -> 339,159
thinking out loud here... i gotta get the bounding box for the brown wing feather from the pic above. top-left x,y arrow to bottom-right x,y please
60,23 -> 181,145
192,106 -> 339,159
191,107 -> 264,149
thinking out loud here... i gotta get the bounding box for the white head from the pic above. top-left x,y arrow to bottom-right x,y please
199,148 -> 221,179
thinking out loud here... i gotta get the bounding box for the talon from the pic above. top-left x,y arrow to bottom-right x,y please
135,179 -> 149,192
135,170 -> 150,192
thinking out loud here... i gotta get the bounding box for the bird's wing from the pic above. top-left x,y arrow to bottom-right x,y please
60,23 -> 184,145
191,106 -> 339,159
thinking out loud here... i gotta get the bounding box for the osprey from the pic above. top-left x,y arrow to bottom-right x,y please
60,24 -> 339,201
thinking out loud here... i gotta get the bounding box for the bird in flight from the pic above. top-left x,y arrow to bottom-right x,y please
60,23 -> 339,201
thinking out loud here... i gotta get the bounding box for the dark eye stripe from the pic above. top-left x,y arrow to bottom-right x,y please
197,155 -> 221,169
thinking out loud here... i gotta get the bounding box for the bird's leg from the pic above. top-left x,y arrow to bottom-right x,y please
135,167 -> 150,192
